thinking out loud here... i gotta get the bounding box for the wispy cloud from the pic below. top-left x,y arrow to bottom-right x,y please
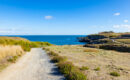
0,28 -> 15,33
113,24 -> 130,29
114,12 -> 120,16
44,16 -> 53,20
124,20 -> 128,23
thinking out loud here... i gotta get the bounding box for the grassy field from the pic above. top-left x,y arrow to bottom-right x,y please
46,45 -> 130,80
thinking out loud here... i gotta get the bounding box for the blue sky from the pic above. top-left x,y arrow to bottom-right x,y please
0,0 -> 130,35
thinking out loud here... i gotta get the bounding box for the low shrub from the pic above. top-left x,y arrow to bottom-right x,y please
51,56 -> 66,63
66,70 -> 87,80
80,66 -> 89,70
7,56 -> 18,63
110,71 -> 120,77
48,51 -> 59,56
94,67 -> 100,71
58,62 -> 87,80
57,62 -> 75,74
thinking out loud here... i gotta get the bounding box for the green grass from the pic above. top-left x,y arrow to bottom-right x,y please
110,71 -> 120,77
80,66 -> 89,71
58,62 -> 87,80
7,56 -> 18,63
48,51 -> 59,56
51,56 -> 67,63
94,67 -> 100,71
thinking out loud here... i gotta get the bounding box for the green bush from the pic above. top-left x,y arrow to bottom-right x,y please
58,62 -> 87,80
7,56 -> 18,63
58,62 -> 75,74
94,67 -> 100,71
80,66 -> 89,70
51,56 -> 66,63
48,51 -> 59,56
110,71 -> 120,77
66,70 -> 87,80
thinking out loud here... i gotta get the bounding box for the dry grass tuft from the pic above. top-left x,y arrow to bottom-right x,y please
84,48 -> 99,53
0,45 -> 25,61
0,45 -> 25,71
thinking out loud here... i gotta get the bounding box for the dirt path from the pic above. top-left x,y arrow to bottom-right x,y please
0,48 -> 65,80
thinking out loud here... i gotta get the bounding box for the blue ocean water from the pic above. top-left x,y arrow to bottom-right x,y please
3,35 -> 86,45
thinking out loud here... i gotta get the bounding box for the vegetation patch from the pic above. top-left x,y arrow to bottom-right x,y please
0,37 -> 52,51
94,67 -> 100,71
51,56 -> 66,63
7,56 -> 18,63
0,64 -> 8,72
110,71 -> 120,77
0,37 -> 52,72
48,51 -> 59,56
80,66 -> 89,71
84,49 -> 99,53
44,48 -> 87,80
99,44 -> 130,52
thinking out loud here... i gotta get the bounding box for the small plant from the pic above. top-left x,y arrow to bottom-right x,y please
51,56 -> 66,63
80,66 -> 89,70
58,62 -> 87,80
66,70 -> 87,80
58,62 -> 75,74
94,67 -> 100,71
110,71 -> 120,77
48,51 -> 59,56
7,56 -> 18,63
84,49 -> 99,52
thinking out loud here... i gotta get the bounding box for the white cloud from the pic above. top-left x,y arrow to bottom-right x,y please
113,24 -> 130,29
113,25 -> 120,28
114,12 -> 120,16
0,28 -> 17,34
44,16 -> 53,20
124,20 -> 128,23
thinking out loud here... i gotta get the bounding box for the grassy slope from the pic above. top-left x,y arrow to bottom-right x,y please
0,36 -> 51,72
0,45 -> 25,72
0,36 -> 52,51
46,45 -> 130,80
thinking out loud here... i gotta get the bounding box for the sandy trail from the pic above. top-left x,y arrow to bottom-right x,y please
0,48 -> 65,80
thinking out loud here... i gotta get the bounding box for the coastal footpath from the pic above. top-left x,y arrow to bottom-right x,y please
0,48 -> 64,80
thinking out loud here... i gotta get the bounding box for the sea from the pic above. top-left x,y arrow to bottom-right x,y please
1,35 -> 86,45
